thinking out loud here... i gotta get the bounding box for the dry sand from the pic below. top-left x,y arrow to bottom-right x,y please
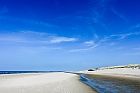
0,72 -> 96,93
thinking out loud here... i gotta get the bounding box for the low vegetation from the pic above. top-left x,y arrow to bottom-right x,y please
87,64 -> 140,71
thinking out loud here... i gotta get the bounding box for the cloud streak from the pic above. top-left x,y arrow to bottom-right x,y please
84,41 -> 95,46
1,30 -> 140,53
0,31 -> 79,54
69,44 -> 98,52
14,18 -> 53,27
88,31 -> 139,50
69,31 -> 140,52
110,32 -> 140,39
19,46 -> 62,54
131,24 -> 140,29
50,37 -> 77,43
0,15 -> 53,27
0,31 -> 78,44
111,8 -> 127,23
92,10 -> 108,29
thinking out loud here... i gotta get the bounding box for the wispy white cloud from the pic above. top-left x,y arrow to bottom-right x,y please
69,33 -> 99,52
111,8 -> 127,23
94,34 -> 99,39
89,0 -> 111,29
2,31 -> 139,53
20,30 -> 48,36
0,37 -> 29,43
13,46 -> 62,54
0,31 -> 78,44
84,41 -> 95,46
92,11 -> 107,29
29,20 -> 53,27
69,44 -> 98,52
127,24 -> 140,31
0,31 -> 79,54
72,31 -> 140,52
0,15 -> 53,27
69,33 -> 113,52
110,32 -> 140,39
119,32 -> 140,39
22,46 -> 62,51
50,37 -> 77,43
40,47 -> 62,50
110,42 -> 115,46
131,24 -> 140,29
99,36 -> 109,43
0,32 -> 30,43
14,18 -> 53,27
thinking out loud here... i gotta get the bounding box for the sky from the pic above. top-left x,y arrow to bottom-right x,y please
0,0 -> 140,71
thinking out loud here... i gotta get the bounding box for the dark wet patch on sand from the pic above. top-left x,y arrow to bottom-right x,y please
85,74 -> 140,93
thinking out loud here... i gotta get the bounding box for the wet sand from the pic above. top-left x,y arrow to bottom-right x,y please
85,74 -> 140,93
81,68 -> 140,93
0,72 -> 96,93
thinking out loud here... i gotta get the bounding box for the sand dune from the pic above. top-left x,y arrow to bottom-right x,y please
0,72 -> 96,93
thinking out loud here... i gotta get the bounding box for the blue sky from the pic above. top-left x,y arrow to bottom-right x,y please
0,0 -> 140,71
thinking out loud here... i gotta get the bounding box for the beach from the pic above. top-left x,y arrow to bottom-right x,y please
0,72 -> 96,93
0,68 -> 140,93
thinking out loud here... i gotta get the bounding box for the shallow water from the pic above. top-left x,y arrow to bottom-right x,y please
80,74 -> 140,93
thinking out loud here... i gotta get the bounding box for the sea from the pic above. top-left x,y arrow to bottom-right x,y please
0,71 -> 63,74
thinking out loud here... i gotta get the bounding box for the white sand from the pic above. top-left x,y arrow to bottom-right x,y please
82,68 -> 140,79
0,72 -> 96,93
